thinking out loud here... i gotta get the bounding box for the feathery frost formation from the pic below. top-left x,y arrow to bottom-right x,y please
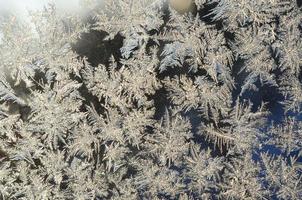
0,0 -> 301,199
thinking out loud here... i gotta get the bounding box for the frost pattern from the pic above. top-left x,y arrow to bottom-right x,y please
0,0 -> 301,199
